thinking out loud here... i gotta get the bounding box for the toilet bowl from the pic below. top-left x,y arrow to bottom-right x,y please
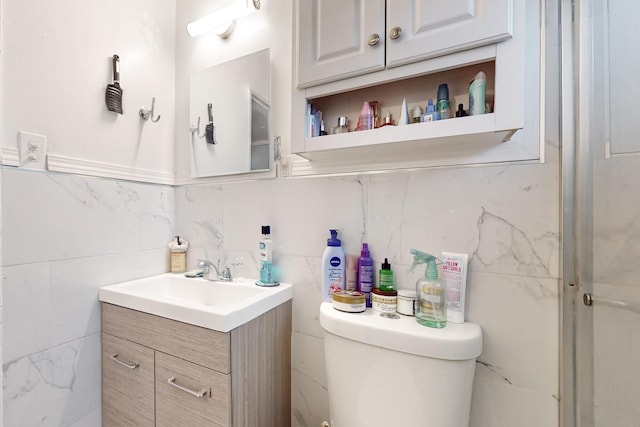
319,302 -> 482,427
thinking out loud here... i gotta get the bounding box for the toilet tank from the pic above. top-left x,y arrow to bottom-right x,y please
319,302 -> 482,427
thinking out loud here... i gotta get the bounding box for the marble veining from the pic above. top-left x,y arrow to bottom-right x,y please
472,207 -> 557,277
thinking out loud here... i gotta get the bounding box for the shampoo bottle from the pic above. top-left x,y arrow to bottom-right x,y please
257,225 -> 277,286
322,230 -> 345,302
378,258 -> 394,291
357,243 -> 374,307
410,249 -> 447,328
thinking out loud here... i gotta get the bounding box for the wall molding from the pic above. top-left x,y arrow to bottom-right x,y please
45,154 -> 175,185
1,147 -> 20,167
2,148 -> 175,185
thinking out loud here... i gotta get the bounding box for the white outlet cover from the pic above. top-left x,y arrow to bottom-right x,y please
18,131 -> 47,170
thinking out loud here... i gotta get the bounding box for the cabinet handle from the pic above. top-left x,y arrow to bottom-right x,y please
110,353 -> 139,370
167,377 -> 208,398
389,27 -> 402,40
367,33 -> 380,46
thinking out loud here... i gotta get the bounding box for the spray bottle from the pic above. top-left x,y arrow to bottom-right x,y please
409,249 -> 447,328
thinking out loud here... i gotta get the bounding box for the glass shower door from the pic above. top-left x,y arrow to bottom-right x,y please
566,0 -> 640,425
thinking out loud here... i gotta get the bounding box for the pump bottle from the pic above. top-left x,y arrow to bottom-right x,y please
410,249 -> 447,328
322,230 -> 345,302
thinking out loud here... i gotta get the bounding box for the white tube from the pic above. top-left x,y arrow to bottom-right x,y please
442,252 -> 469,324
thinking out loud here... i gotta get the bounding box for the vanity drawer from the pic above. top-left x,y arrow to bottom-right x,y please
102,303 -> 231,373
102,333 -> 155,427
155,351 -> 231,427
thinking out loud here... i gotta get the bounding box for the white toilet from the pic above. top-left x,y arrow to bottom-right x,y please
319,302 -> 482,427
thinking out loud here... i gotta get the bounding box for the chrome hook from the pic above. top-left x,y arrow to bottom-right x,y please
190,116 -> 205,138
139,97 -> 161,122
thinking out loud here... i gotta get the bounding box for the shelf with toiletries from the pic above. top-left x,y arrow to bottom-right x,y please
290,0 -> 541,175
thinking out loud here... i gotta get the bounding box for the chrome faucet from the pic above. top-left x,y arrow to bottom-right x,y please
197,259 -> 232,281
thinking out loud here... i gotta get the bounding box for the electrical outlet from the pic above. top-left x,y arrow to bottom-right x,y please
18,131 -> 47,170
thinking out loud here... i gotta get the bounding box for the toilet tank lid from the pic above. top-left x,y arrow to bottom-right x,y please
319,302 -> 482,360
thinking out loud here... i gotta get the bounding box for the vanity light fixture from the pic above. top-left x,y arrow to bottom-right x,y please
187,0 -> 261,39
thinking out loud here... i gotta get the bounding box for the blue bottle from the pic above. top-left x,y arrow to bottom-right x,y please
421,99 -> 440,122
357,243 -> 374,307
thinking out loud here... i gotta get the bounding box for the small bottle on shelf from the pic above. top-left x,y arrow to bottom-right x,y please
332,116 -> 349,134
379,112 -> 395,127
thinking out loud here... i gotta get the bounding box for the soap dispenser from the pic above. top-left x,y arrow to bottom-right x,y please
410,249 -> 447,328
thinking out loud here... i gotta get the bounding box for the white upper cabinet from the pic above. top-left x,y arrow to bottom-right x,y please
297,0 -> 386,88
297,0 -> 513,88
291,0 -> 540,176
386,0 -> 513,68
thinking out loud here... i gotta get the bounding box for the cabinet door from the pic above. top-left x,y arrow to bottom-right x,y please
386,0 -> 513,68
297,0 -> 386,88
102,333 -> 154,427
156,352 -> 231,427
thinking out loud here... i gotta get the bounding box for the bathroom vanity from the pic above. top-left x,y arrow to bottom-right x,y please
99,274 -> 293,427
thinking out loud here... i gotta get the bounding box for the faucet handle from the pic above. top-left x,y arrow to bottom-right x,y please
196,259 -> 213,273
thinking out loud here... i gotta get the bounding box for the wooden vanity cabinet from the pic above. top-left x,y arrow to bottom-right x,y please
101,301 -> 292,427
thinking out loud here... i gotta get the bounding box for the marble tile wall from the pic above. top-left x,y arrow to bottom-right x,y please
1,168 -> 174,426
175,160 -> 561,427
0,159 -> 562,427
592,155 -> 640,425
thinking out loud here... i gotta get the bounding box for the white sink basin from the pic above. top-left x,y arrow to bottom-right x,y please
99,273 -> 292,332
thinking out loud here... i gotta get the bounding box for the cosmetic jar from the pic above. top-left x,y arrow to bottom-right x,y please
371,288 -> 397,313
332,290 -> 366,313
397,289 -> 418,316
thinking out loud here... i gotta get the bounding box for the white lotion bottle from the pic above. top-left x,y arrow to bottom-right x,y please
322,229 -> 345,302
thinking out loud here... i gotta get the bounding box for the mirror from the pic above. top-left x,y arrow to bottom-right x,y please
189,49 -> 271,177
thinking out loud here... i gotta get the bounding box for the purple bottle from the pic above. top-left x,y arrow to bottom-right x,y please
357,243 -> 375,307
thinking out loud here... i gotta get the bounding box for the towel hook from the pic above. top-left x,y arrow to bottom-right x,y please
190,116 -> 205,138
140,97 -> 161,122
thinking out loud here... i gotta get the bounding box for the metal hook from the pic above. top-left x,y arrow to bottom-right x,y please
140,97 -> 161,122
190,116 -> 205,138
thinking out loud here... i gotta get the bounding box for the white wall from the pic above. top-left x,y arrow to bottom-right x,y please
1,0 -> 176,183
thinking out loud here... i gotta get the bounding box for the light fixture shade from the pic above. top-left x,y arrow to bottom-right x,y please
187,0 -> 261,38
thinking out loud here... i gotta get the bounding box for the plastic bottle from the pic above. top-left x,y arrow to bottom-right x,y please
359,101 -> 374,131
378,258 -> 394,291
436,83 -> 451,119
469,71 -> 487,116
345,255 -> 358,291
421,99 -> 440,122
322,230 -> 345,302
410,249 -> 447,328
357,243 -> 375,307
257,225 -> 275,286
